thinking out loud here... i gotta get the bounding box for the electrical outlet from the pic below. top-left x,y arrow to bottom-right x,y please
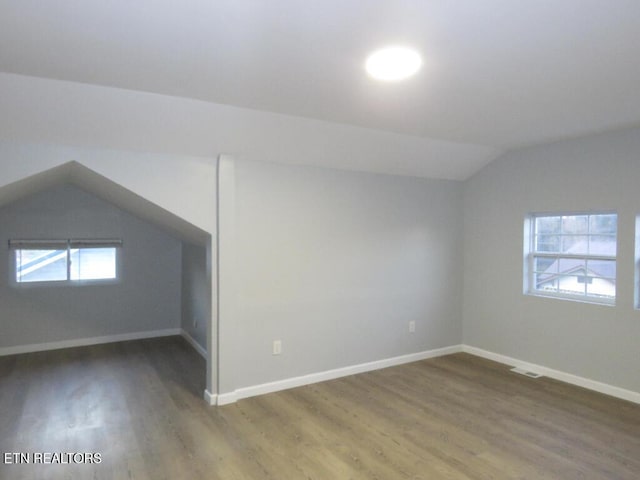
272,340 -> 282,355
409,321 -> 416,333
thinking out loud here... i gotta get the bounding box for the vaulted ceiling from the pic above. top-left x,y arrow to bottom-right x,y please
1,1 -> 639,178
0,161 -> 210,245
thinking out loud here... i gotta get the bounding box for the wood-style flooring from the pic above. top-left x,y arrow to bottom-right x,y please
0,337 -> 638,479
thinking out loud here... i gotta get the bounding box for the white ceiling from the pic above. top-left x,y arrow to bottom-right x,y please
1,1 -> 640,174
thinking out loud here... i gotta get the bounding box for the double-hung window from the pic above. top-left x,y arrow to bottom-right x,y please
10,239 -> 121,284
526,213 -> 617,304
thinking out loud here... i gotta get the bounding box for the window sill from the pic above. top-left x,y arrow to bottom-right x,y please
525,291 -> 615,307
12,278 -> 120,289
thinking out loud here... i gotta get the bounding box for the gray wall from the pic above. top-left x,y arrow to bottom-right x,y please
231,159 -> 464,389
463,126 -> 640,393
181,242 -> 208,351
0,184 -> 182,347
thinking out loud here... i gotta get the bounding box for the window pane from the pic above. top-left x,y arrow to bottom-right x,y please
535,272 -> 558,292
535,216 -> 561,234
558,257 -> 586,276
535,235 -> 560,252
557,274 -> 587,296
70,248 -> 117,281
16,249 -> 67,283
534,256 -> 556,273
587,277 -> 616,299
587,259 -> 616,281
589,235 -> 616,256
561,215 -> 588,235
590,214 -> 617,235
561,235 -> 588,254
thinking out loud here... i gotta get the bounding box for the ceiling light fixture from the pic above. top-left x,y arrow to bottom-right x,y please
365,46 -> 422,81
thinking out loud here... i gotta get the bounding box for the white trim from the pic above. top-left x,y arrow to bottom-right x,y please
203,389 -> 218,406
180,329 -> 207,359
526,291 -> 616,307
216,154 -> 238,399
526,212 -> 618,307
510,366 -> 543,379
462,345 -> 640,405
217,391 -> 239,406
212,344 -> 640,407
0,328 -> 181,356
216,345 -> 462,405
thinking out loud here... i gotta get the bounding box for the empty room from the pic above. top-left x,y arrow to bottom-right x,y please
0,2 -> 639,479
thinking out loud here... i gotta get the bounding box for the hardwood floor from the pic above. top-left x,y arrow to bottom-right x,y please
0,337 -> 638,479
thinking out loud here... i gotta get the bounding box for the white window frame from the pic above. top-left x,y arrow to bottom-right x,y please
524,212 -> 617,306
9,238 -> 122,286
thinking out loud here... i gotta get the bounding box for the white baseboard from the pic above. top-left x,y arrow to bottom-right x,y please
214,344 -> 462,406
180,329 -> 207,359
462,345 -> 640,405
211,344 -> 640,407
217,391 -> 239,406
0,328 -> 182,356
203,389 -> 217,406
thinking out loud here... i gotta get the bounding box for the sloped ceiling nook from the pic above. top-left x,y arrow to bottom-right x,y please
0,160 -> 214,393
0,161 -> 210,247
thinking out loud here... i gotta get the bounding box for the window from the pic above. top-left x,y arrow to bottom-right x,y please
525,213 -> 617,304
10,239 -> 121,284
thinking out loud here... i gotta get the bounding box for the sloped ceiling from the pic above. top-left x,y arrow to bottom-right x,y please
0,161 -> 210,246
1,1 -> 640,179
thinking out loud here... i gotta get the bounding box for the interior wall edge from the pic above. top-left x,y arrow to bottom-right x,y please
203,390 -> 218,406
181,329 -> 207,359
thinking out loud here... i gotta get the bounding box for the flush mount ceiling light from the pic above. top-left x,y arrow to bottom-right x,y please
365,46 -> 422,81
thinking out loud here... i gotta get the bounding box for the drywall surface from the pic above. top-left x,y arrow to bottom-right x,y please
0,73 -> 500,181
181,242 -> 209,351
0,184 -> 182,347
0,141 -> 216,236
463,126 -> 640,393
230,159 -> 463,389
